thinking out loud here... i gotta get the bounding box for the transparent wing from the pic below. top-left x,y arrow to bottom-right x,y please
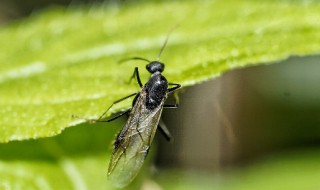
107,91 -> 164,188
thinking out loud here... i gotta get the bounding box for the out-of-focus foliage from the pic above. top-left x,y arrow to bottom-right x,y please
156,150 -> 320,190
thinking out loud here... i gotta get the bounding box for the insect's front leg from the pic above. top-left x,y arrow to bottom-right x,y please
167,83 -> 181,93
129,67 -> 143,88
166,83 -> 181,107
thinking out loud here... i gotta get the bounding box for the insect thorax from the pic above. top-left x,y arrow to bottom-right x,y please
144,73 -> 168,110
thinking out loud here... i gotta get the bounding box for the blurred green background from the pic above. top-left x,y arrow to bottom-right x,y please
1,0 -> 320,189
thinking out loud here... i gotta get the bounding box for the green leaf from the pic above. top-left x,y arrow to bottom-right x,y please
0,120 -> 154,189
0,120 -> 143,189
1,1 -> 320,142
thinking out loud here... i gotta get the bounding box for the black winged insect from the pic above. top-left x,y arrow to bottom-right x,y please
90,32 -> 181,188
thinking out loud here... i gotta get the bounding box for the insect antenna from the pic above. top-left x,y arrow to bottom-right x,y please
157,34 -> 169,61
118,57 -> 150,64
157,24 -> 179,61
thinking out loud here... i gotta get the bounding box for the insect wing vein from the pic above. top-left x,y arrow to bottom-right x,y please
107,90 -> 164,188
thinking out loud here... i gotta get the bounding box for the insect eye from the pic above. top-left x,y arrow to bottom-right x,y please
146,61 -> 165,73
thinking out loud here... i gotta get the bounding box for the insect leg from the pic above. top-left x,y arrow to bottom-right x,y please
72,92 -> 138,123
140,147 -> 150,159
166,83 -> 181,106
95,92 -> 137,121
167,83 -> 181,93
93,109 -> 131,123
163,104 -> 178,108
160,94 -> 179,141
129,67 -> 143,88
72,93 -> 136,123
158,119 -> 173,142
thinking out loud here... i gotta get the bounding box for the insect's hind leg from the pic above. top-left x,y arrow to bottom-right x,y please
158,119 -> 173,142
